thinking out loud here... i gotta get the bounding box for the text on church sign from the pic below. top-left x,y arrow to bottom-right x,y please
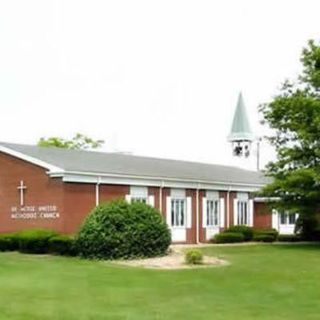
11,205 -> 60,220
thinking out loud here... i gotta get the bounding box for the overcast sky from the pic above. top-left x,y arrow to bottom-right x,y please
0,0 -> 319,170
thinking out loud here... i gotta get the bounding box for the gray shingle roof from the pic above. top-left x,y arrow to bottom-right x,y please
0,142 -> 268,186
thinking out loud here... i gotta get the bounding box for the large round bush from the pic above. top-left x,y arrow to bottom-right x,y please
75,199 -> 171,259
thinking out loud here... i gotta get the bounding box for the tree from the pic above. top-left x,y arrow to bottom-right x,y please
259,40 -> 320,237
38,133 -> 104,150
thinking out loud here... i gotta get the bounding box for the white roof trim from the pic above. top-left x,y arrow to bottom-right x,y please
0,145 -> 63,173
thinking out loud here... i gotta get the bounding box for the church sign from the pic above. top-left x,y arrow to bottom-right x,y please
10,205 -> 60,220
11,180 -> 60,220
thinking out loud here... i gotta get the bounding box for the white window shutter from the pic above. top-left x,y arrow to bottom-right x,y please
233,199 -> 238,226
125,194 -> 131,203
148,195 -> 155,207
219,198 -> 225,228
202,197 -> 207,228
186,197 -> 192,228
248,199 -> 254,227
272,209 -> 278,230
166,196 -> 172,227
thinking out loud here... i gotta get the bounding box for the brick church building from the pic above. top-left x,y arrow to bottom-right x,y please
0,142 -> 296,244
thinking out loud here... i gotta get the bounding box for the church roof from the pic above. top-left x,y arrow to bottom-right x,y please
228,92 -> 255,142
0,142 -> 268,187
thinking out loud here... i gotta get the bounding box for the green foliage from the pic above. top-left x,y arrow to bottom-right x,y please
254,228 -> 279,241
259,39 -> 320,231
38,133 -> 104,150
213,232 -> 244,243
295,215 -> 320,240
185,249 -> 203,265
253,234 -> 275,243
17,230 -> 58,254
49,235 -> 76,256
0,233 -> 19,251
224,225 -> 253,241
75,199 -> 171,259
278,234 -> 302,242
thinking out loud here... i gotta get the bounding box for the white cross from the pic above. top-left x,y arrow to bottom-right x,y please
17,180 -> 27,206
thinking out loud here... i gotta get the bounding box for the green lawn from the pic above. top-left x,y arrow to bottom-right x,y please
1,244 -> 320,320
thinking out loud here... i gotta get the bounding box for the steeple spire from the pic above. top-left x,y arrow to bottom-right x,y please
228,92 -> 254,158
228,92 -> 254,142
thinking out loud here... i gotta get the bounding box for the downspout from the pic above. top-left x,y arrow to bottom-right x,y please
226,186 -> 231,228
95,177 -> 101,206
196,183 -> 200,244
159,180 -> 164,213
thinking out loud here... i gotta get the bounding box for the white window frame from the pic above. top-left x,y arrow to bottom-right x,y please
280,212 -> 297,225
206,199 -> 219,227
131,196 -> 148,204
237,200 -> 248,225
171,198 -> 186,228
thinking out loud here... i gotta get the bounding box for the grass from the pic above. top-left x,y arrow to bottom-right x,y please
1,244 -> 320,319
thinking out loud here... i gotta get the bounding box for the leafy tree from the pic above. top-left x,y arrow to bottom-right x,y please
38,133 -> 104,150
260,40 -> 320,237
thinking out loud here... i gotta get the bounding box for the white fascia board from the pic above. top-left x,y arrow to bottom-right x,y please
0,145 -> 63,173
59,171 -> 264,192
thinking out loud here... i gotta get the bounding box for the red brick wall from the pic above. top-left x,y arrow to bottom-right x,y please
186,189 -> 197,244
0,152 -> 65,233
198,190 -> 206,243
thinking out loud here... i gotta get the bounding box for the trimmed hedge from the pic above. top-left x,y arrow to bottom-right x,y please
49,235 -> 76,256
253,234 -> 275,243
224,225 -> 253,241
17,229 -> 58,254
278,234 -> 301,242
254,228 -> 279,242
75,199 -> 171,259
213,232 -> 244,243
185,249 -> 203,265
0,233 -> 19,251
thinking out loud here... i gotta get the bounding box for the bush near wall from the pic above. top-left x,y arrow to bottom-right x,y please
253,234 -> 275,243
17,230 -> 58,254
224,226 -> 254,241
254,228 -> 279,242
278,234 -> 302,242
0,233 -> 19,251
213,232 -> 244,243
49,235 -> 76,256
75,199 -> 171,260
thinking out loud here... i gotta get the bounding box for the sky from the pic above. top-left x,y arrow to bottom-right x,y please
0,0 -> 319,171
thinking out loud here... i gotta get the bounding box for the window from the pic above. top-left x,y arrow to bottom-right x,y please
171,199 -> 186,227
237,201 -> 248,225
280,212 -> 296,225
131,196 -> 147,204
206,199 -> 219,226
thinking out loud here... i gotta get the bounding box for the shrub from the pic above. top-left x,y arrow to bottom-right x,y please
49,235 -> 76,256
75,199 -> 171,259
253,234 -> 275,243
17,229 -> 58,254
0,233 -> 19,251
254,228 -> 279,241
278,234 -> 302,242
185,249 -> 203,265
213,232 -> 244,243
224,225 -> 253,241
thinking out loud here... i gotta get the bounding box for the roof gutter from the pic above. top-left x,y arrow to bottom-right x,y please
49,170 -> 266,189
